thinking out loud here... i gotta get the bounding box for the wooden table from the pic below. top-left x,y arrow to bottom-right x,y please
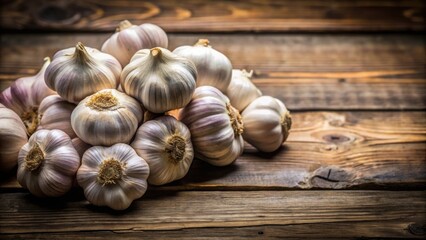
0,0 -> 425,238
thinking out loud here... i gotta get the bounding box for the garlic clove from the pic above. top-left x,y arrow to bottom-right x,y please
0,104 -> 28,173
121,47 -> 197,113
226,69 -> 262,112
77,143 -> 149,210
71,89 -> 143,146
102,20 -> 168,67
132,115 -> 194,185
173,39 -> 232,92
45,42 -> 122,103
180,86 -> 244,166
241,96 -> 292,152
17,129 -> 80,197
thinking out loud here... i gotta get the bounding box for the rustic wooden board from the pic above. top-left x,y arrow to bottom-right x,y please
1,33 -> 425,110
2,111 -> 425,190
0,190 -> 425,238
1,0 -> 424,32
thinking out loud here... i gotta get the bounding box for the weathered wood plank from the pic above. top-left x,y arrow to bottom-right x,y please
1,0 -> 424,32
0,190 -> 424,238
1,33 -> 425,110
2,111 -> 425,190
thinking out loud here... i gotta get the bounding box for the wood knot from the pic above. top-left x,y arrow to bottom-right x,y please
408,223 -> 426,236
309,166 -> 354,189
35,3 -> 81,26
323,134 -> 350,143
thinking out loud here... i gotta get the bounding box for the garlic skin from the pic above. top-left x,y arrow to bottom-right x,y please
180,86 -> 244,166
121,47 -> 197,113
102,20 -> 168,67
242,96 -> 292,152
0,104 -> 28,173
45,42 -> 122,103
226,69 -> 262,112
17,129 -> 80,197
173,39 -> 232,92
132,116 -> 194,185
0,58 -> 56,135
77,143 -> 150,210
71,89 -> 143,146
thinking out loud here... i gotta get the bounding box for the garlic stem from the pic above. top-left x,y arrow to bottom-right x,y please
86,91 -> 119,111
241,69 -> 254,78
117,20 -> 133,32
195,39 -> 211,47
165,134 -> 186,164
97,158 -> 124,185
73,42 -> 92,64
226,103 -> 244,135
24,143 -> 44,171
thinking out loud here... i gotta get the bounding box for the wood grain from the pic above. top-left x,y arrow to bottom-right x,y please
0,190 -> 424,238
2,111 -> 425,190
1,33 -> 425,110
1,0 -> 424,32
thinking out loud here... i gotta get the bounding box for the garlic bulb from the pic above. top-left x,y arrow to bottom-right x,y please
0,104 -> 28,173
173,39 -> 232,92
102,20 -> 168,67
226,69 -> 262,111
71,89 -> 143,146
121,47 -> 197,113
242,96 -> 292,152
0,57 -> 56,135
17,129 -> 80,197
45,42 -> 122,103
77,143 -> 150,210
180,86 -> 244,166
132,116 -> 194,185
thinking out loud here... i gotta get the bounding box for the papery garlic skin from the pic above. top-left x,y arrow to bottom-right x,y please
242,96 -> 292,152
45,42 -> 122,103
17,129 -> 80,197
121,47 -> 197,113
71,137 -> 91,158
132,116 -> 194,185
71,89 -> 143,146
180,86 -> 244,166
77,143 -> 149,210
102,20 -> 168,67
0,58 -> 56,135
226,69 -> 262,112
173,39 -> 232,92
0,104 -> 28,173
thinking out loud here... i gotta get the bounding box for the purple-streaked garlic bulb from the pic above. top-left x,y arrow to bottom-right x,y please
180,86 -> 244,166
0,104 -> 28,173
0,57 -> 56,135
132,116 -> 194,185
101,20 -> 168,67
17,129 -> 80,197
226,69 -> 262,112
71,89 -> 143,146
77,143 -> 150,210
242,96 -> 292,152
121,47 -> 197,113
173,39 -> 232,92
45,42 -> 122,103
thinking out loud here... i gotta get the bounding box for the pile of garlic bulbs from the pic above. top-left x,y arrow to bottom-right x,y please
0,20 -> 291,210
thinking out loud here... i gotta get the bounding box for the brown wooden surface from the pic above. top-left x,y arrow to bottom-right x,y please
0,1 -> 425,239
1,0 -> 424,32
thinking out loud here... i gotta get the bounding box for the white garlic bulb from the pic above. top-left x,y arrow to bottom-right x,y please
180,86 -> 244,166
45,42 -> 122,103
0,57 -> 56,135
173,39 -> 232,92
226,69 -> 262,111
242,96 -> 292,152
132,116 -> 194,185
17,129 -> 80,197
0,104 -> 28,173
77,143 -> 150,210
121,47 -> 197,113
71,89 -> 143,146
102,20 -> 168,67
